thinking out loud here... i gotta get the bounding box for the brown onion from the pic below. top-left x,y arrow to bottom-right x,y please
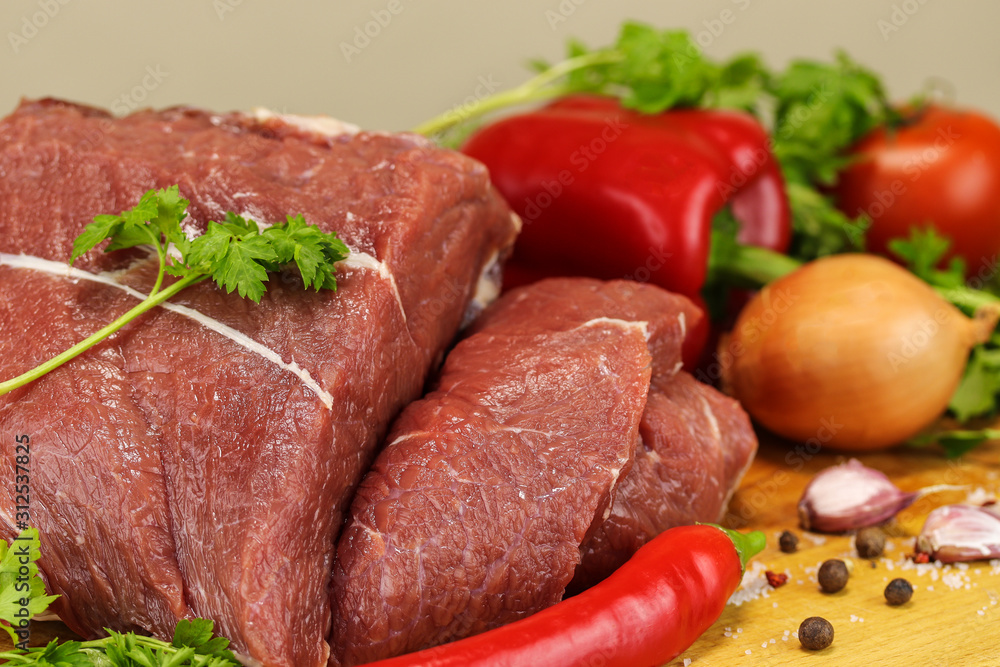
722,254 -> 995,450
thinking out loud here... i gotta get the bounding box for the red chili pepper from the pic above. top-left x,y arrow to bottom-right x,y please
462,95 -> 791,362
357,524 -> 765,667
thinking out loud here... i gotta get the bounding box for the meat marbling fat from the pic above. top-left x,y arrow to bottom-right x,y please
332,279 -> 756,664
0,99 -> 518,667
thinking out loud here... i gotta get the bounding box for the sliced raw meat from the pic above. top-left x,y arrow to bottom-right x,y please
330,315 -> 653,666
0,99 -> 518,667
465,277 -> 700,383
465,279 -> 755,591
571,371 -> 757,590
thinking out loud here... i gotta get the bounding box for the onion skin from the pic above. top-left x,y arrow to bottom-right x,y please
723,254 -> 992,451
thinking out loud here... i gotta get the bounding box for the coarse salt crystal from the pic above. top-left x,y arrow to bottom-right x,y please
804,533 -> 827,546
762,642 -> 768,648
684,660 -> 692,667
965,487 -> 994,505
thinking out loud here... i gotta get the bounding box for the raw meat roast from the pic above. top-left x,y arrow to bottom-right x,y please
0,99 -> 518,667
0,100 -> 756,667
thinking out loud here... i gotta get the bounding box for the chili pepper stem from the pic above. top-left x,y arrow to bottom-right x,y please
699,524 -> 766,573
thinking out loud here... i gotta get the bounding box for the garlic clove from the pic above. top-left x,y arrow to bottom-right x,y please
797,459 -> 919,533
915,503 -> 1000,563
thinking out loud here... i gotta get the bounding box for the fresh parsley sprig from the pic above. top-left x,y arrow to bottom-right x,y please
0,529 -> 240,666
0,187 -> 348,397
0,529 -> 58,647
412,22 -> 766,138
0,618 -> 242,667
886,228 -> 1000,455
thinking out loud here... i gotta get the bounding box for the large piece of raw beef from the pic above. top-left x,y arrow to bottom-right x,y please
0,99 -> 518,667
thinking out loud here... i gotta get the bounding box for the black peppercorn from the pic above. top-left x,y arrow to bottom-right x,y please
817,558 -> 849,593
884,577 -> 913,605
779,530 -> 799,553
855,526 -> 886,558
798,616 -> 834,650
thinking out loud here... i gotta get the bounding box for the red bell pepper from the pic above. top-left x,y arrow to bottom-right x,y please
462,95 -> 791,360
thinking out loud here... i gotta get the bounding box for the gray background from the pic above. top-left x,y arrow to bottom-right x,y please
1,0 -> 997,131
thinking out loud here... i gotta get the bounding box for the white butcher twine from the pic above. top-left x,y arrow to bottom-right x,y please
0,252 -> 335,409
340,251 -> 407,323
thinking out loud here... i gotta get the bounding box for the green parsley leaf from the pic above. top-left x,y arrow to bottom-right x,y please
0,528 -> 59,645
784,181 -> 866,259
948,345 -> 1000,422
910,427 -> 1000,459
888,226 -> 967,288
71,214 -> 125,264
186,222 -> 276,302
171,619 -> 214,649
769,52 -> 889,186
263,215 -> 349,291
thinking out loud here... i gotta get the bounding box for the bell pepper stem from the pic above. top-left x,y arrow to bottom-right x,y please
718,243 -> 803,286
700,523 -> 766,573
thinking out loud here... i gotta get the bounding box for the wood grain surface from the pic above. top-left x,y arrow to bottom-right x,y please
3,437 -> 998,666
671,435 -> 1000,667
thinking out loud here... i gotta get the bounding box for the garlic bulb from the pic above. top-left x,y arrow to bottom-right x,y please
915,503 -> 1000,563
798,459 -> 957,533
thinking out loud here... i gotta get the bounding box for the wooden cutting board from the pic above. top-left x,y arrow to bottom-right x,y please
4,437 -> 1000,665
670,435 -> 1000,667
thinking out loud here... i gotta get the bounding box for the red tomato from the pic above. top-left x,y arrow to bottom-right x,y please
835,106 -> 1000,279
